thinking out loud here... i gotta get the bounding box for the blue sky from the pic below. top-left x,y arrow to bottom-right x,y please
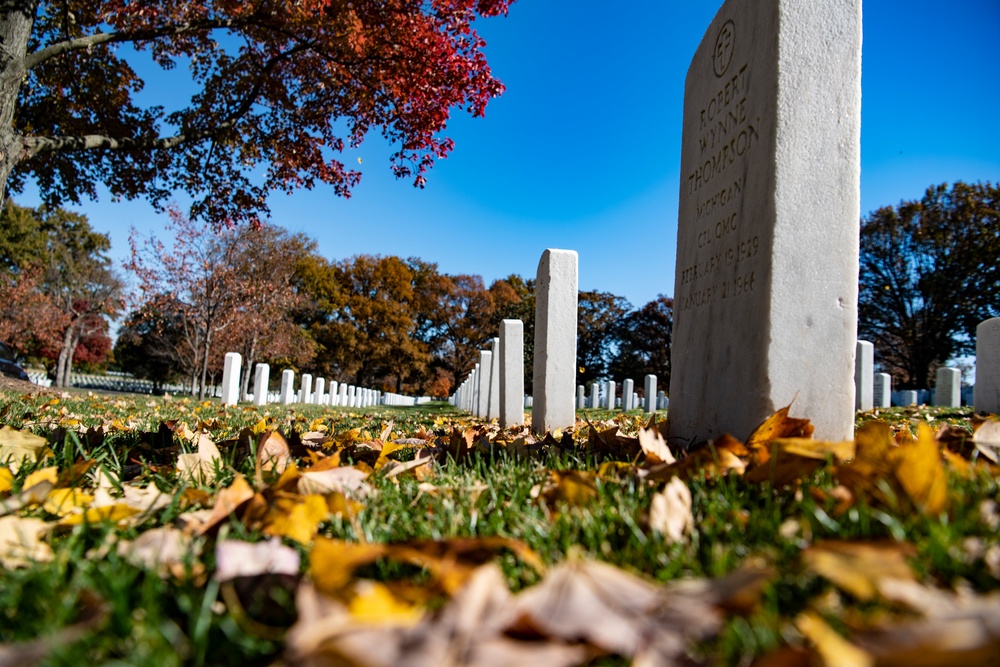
17,0 -> 1000,311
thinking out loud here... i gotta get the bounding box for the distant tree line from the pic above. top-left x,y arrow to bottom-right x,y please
10,180 -> 990,398
119,209 -> 674,398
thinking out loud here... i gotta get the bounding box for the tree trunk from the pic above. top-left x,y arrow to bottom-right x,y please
199,328 -> 212,400
55,324 -> 74,388
240,332 -> 259,400
0,2 -> 39,204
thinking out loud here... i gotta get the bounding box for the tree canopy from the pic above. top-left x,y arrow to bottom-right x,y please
858,181 -> 1000,388
0,0 -> 514,225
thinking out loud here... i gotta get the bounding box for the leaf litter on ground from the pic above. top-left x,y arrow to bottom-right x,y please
0,389 -> 998,665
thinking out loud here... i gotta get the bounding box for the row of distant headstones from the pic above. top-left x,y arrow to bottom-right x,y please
854,338 -> 991,410
216,353 -> 431,408
448,248 -> 1000,431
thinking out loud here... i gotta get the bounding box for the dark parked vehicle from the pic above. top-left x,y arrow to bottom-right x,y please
0,341 -> 30,381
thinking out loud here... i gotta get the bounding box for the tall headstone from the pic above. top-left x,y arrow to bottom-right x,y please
855,340 -> 874,411
299,374 -> 313,404
590,382 -> 599,409
253,363 -> 270,407
532,249 -> 579,434
280,370 -> 295,405
873,373 -> 891,409
478,351 -> 492,419
668,0 -> 861,445
622,379 -> 634,411
221,352 -> 242,405
577,385 -> 586,409
934,367 -> 961,408
329,381 -> 339,406
605,380 -> 616,410
314,378 -> 326,406
976,318 -> 1000,414
488,338 -> 501,420
499,320 -> 525,428
471,365 -> 480,416
338,382 -> 348,407
644,375 -> 657,413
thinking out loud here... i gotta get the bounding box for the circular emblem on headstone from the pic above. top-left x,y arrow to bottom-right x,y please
713,20 -> 735,77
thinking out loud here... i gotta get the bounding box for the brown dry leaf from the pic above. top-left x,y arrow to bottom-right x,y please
0,425 -> 49,473
264,494 -> 329,545
194,474 -> 256,536
176,433 -> 223,484
795,611 -> 874,667
745,438 -> 855,486
646,433 -> 749,482
892,423 -> 949,515
638,425 -> 676,465
508,557 -> 721,662
803,541 -> 916,601
257,430 -> 294,476
853,591 -> 1000,666
648,477 -> 693,543
388,537 -> 545,595
745,404 -> 815,466
0,515 -> 53,568
533,469 -> 599,512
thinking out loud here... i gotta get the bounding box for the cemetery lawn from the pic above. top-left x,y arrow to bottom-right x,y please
1,390 -> 999,666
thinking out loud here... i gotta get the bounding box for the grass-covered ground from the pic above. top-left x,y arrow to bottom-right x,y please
1,388 -> 998,666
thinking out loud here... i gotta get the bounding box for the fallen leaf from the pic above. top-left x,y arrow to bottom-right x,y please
638,425 -> 676,465
971,419 -> 1000,463
745,404 -> 815,466
264,494 -> 329,545
348,580 -> 424,626
176,433 -> 223,484
893,423 -> 949,515
117,526 -> 199,578
215,538 -> 301,582
195,474 -> 256,536
508,557 -> 721,662
0,515 -> 53,568
298,465 -> 372,498
0,425 -> 49,473
803,541 -> 916,601
0,467 -> 11,495
648,477 -> 693,543
796,611 -> 874,667
257,430 -> 294,476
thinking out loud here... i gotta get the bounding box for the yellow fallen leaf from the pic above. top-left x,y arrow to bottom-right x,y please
0,425 -> 50,473
348,580 -> 424,626
311,538 -> 389,594
264,494 -> 329,545
796,611 -> 873,667
23,465 -> 58,489
58,503 -> 142,527
43,488 -> 95,517
893,423 -> 949,515
0,467 -> 13,495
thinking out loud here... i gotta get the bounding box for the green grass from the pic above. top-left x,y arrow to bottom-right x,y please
1,389 -> 998,665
